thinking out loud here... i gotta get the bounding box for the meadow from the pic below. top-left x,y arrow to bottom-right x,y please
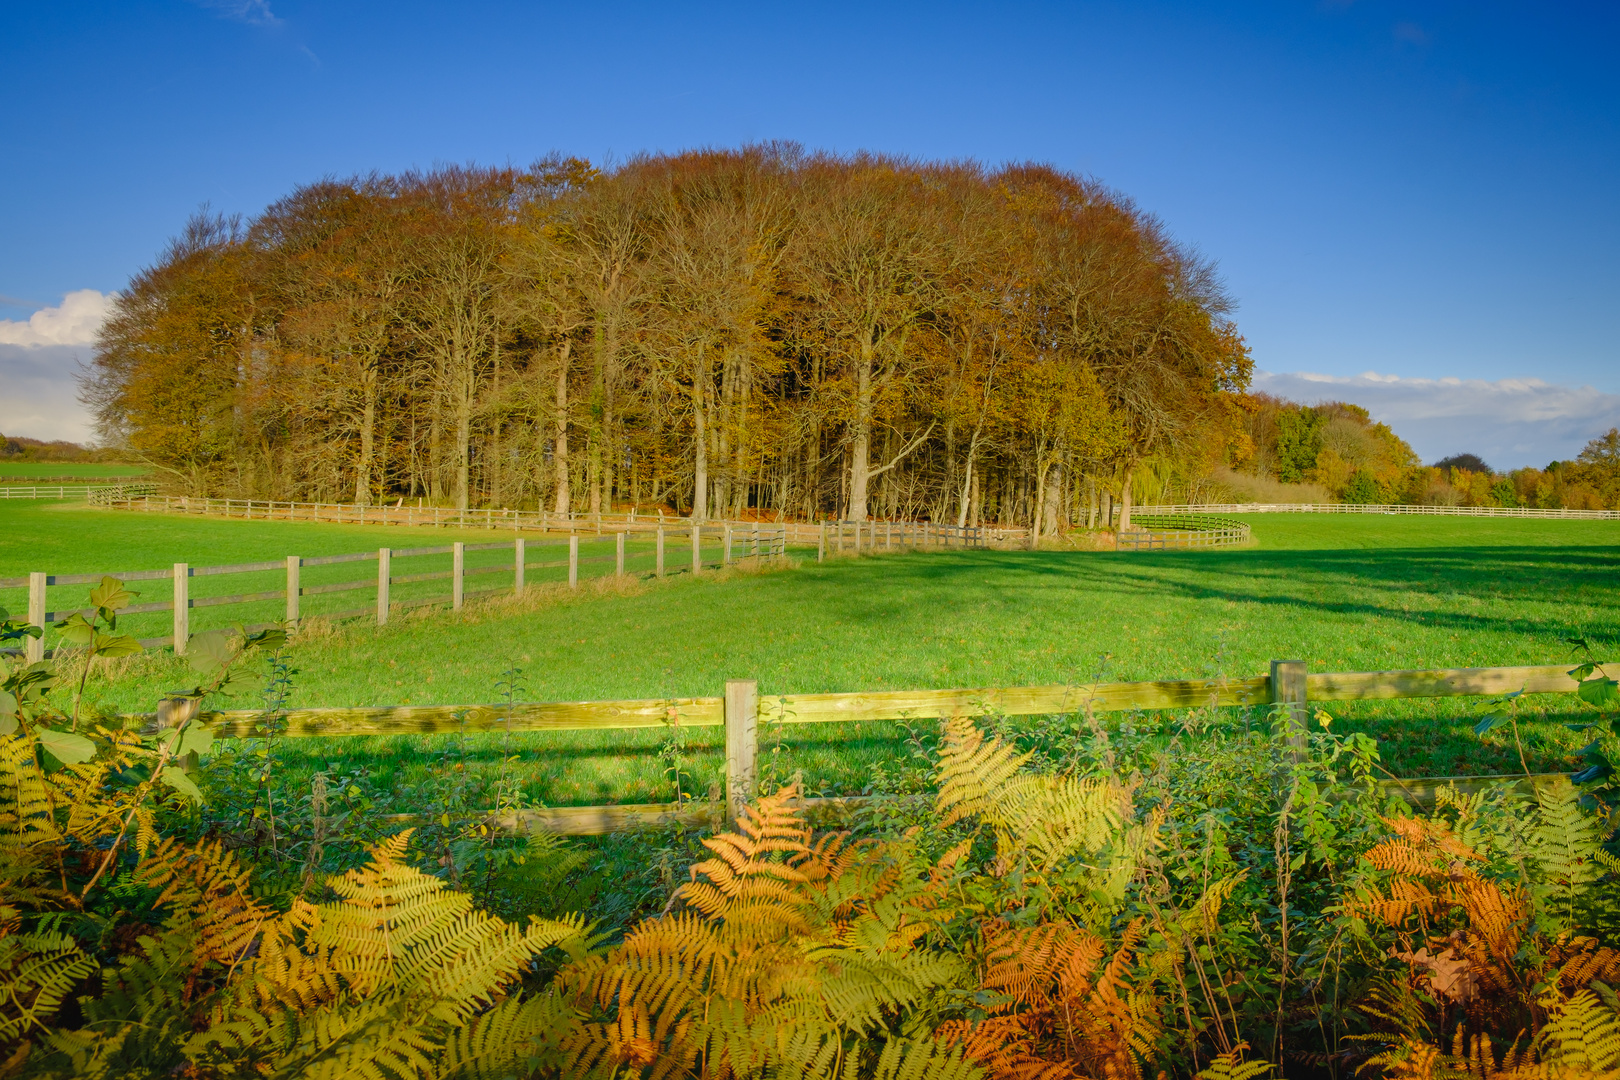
0,462 -> 150,477
5,497 -> 1617,809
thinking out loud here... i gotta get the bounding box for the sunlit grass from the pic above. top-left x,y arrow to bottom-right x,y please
10,501 -> 1618,803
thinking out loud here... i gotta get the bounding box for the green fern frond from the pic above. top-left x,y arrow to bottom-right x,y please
1196,1042 -> 1274,1079
1533,989 -> 1620,1071
935,718 -> 1031,829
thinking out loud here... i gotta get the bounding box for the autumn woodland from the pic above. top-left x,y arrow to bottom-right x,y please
81,147 -> 1259,532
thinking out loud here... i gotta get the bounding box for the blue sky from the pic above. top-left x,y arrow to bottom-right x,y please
2,1 -> 1617,466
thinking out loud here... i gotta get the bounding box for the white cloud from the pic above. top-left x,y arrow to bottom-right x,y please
191,0 -> 281,27
1254,369 -> 1620,470
0,345 -> 95,443
0,289 -> 114,347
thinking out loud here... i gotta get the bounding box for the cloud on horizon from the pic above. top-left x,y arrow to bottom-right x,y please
0,345 -> 95,443
0,289 -> 113,347
1254,369 -> 1620,470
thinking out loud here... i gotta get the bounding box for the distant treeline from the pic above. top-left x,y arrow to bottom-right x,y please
1223,396 -> 1620,510
83,146 -> 1250,534
0,434 -> 119,463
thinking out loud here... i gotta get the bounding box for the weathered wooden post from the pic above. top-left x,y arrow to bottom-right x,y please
172,563 -> 189,656
725,678 -> 758,824
691,523 -> 702,575
285,556 -> 300,624
452,543 -> 465,610
817,521 -> 826,562
656,526 -> 666,577
26,572 -> 45,663
376,548 -> 391,626
568,535 -> 579,589
1270,659 -> 1309,758
723,525 -> 733,566
616,531 -> 626,576
514,538 -> 525,595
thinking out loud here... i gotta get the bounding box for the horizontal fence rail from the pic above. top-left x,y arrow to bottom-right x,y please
1,524 -> 789,662
90,491 -> 1032,549
1133,502 -> 1620,520
1116,514 -> 1252,551
117,661 -> 1594,833
0,482 -> 159,501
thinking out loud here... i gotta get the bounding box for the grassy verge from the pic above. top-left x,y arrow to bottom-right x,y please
0,462 -> 149,477
14,502 -> 1620,804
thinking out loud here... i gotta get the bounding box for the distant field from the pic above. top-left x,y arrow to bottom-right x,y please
0,462 -> 149,477
10,501 -> 1612,807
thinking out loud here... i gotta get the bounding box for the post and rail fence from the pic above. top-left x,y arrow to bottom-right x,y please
115,659 -> 1595,834
1132,501 -> 1620,520
2,525 -> 790,663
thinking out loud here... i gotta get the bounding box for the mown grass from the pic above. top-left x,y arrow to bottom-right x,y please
10,499 -> 1619,807
0,462 -> 149,477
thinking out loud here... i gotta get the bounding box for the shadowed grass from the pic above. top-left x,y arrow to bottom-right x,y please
10,503 -> 1618,805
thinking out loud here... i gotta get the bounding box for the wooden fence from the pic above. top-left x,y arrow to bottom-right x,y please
1,482 -> 157,500
1134,502 -> 1620,521
2,524 -> 789,663
92,491 -> 1009,547
1116,514 -> 1252,551
123,659 -> 1589,834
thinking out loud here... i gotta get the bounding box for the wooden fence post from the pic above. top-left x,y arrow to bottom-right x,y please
818,521 -> 826,562
26,573 -> 45,663
691,523 -> 701,575
514,538 -> 525,594
452,543 -> 465,610
656,526 -> 666,577
173,563 -> 189,656
376,548 -> 391,626
616,531 -> 626,576
725,678 -> 759,824
286,556 -> 300,625
568,535 -> 579,588
723,525 -> 733,566
1270,659 -> 1309,757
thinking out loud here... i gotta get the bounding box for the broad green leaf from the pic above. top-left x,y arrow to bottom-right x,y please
214,669 -> 263,696
160,766 -> 204,804
243,627 -> 288,653
176,723 -> 214,758
52,613 -> 94,646
1570,662 -> 1599,681
0,714 -> 15,736
36,727 -> 96,765
87,576 -> 134,613
92,632 -> 143,659
1577,677 -> 1620,709
1571,764 -> 1611,785
186,630 -> 233,675
0,689 -> 16,719
1473,713 -> 1506,736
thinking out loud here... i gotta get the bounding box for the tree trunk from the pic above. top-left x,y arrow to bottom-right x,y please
1118,461 -> 1135,531
354,363 -> 376,505
848,336 -> 875,521
691,373 -> 709,522
553,340 -> 571,514
1043,465 -> 1063,537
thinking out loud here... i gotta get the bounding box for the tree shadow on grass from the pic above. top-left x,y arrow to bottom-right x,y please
799,544 -> 1620,646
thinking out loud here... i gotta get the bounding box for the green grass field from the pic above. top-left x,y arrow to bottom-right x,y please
6,499 -> 1617,808
0,462 -> 149,477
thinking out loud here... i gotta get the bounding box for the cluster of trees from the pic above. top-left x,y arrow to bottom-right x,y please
1226,395 -> 1422,504
1427,434 -> 1620,510
0,434 -> 110,462
83,146 -> 1250,533
1226,394 -> 1620,511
